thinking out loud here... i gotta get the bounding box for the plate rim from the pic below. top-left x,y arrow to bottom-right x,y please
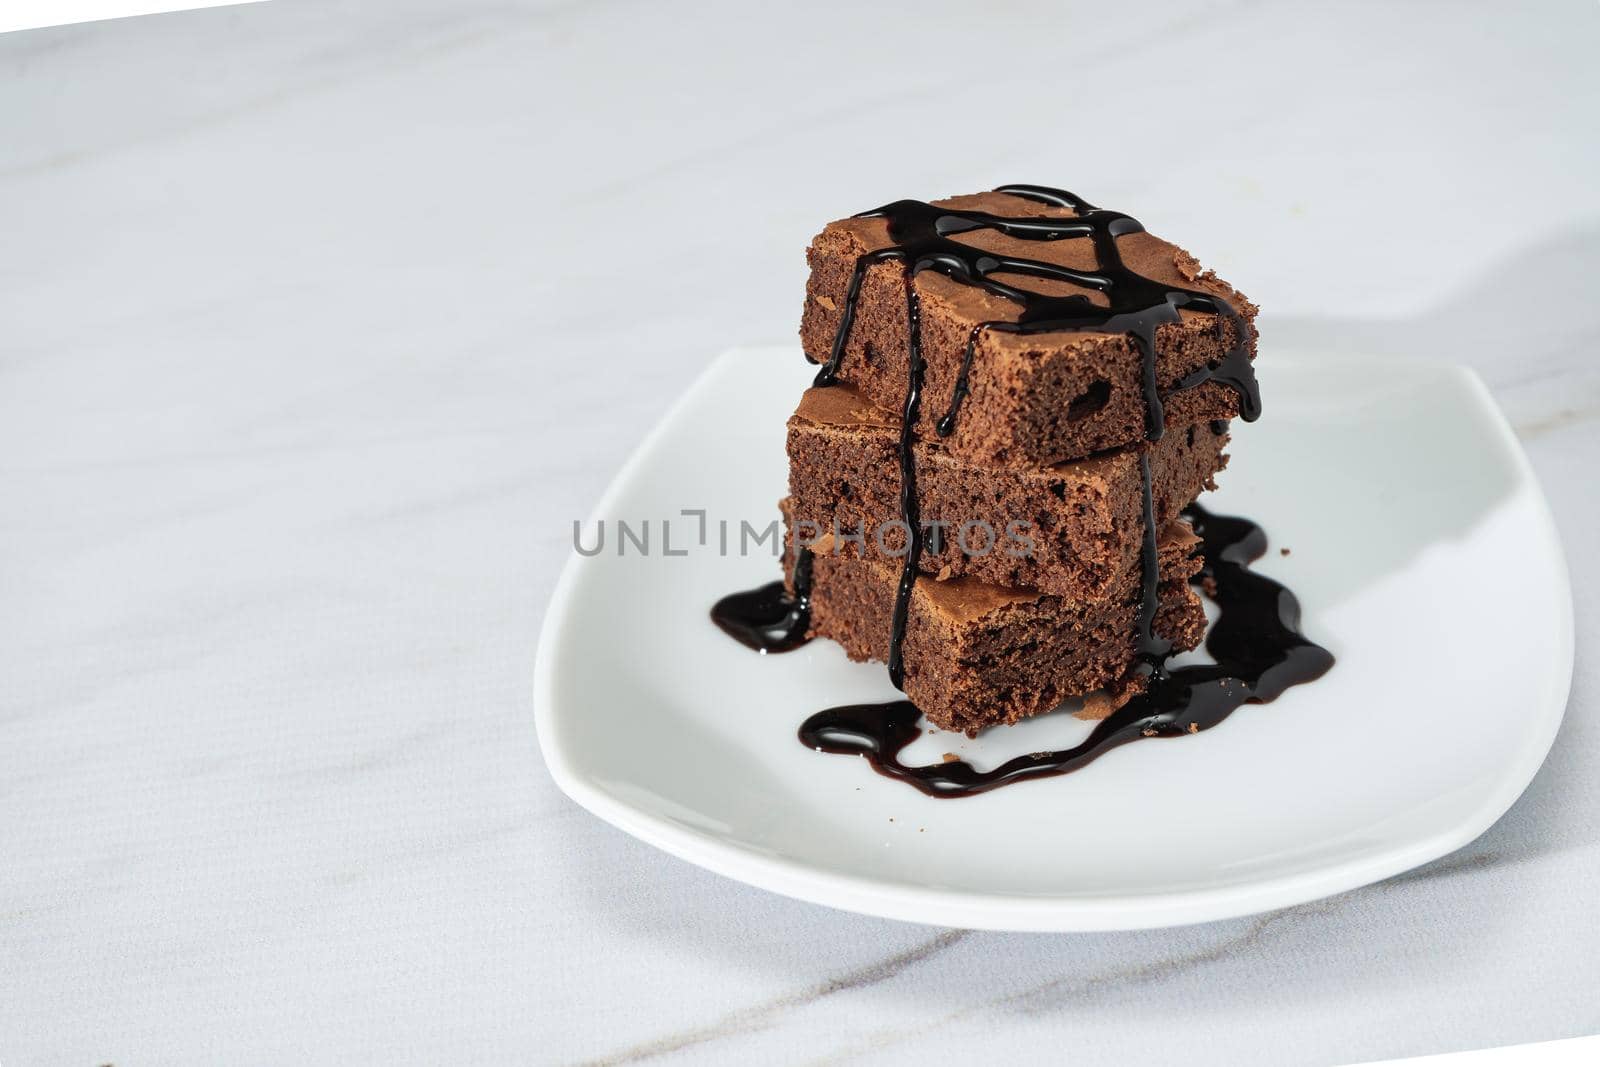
533,347 -> 1575,932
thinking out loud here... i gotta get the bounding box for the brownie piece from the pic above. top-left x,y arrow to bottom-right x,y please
787,383 -> 1228,601
799,190 -> 1258,467
787,517 -> 1207,736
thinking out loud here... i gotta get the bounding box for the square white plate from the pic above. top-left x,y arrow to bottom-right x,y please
534,347 -> 1572,931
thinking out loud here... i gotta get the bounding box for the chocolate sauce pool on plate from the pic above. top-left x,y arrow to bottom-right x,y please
712,186 -> 1332,796
711,549 -> 812,654
797,504 -> 1334,798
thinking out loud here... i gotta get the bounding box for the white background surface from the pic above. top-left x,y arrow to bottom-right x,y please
1,1 -> 1596,1063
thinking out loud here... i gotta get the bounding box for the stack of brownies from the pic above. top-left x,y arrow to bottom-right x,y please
780,190 -> 1257,736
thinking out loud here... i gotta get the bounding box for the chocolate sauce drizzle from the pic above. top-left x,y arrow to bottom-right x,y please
711,185 -> 1330,797
711,549 -> 812,653
797,504 -> 1335,798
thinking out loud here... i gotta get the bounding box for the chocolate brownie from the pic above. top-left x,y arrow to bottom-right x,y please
799,190 -> 1257,467
787,517 -> 1207,736
786,383 -> 1228,601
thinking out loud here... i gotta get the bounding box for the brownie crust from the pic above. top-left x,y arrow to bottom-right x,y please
787,383 -> 1228,601
799,191 -> 1258,468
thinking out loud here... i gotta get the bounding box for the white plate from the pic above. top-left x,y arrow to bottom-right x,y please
534,347 -> 1572,931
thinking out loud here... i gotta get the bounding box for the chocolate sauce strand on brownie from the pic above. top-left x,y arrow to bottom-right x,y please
711,548 -> 813,653
887,284 -> 929,688
934,322 -> 992,437
815,248 -> 904,389
797,506 -> 1335,798
812,186 -> 1262,695
1133,453 -> 1173,667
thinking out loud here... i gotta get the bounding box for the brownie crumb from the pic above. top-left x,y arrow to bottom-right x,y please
1280,547 -> 1291,556
1075,691 -> 1118,721
941,752 -> 959,763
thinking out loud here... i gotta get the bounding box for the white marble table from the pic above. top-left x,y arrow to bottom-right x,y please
3,2 -> 1597,1063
